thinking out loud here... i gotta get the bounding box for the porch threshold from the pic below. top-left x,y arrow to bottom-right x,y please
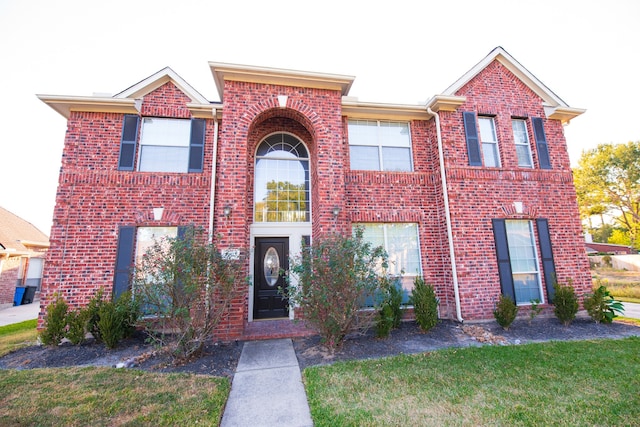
241,319 -> 315,341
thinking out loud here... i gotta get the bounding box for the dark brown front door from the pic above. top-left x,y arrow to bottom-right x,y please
254,237 -> 289,319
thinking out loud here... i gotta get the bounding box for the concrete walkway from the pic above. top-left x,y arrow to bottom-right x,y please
220,338 -> 313,427
0,301 -> 39,326
622,301 -> 640,319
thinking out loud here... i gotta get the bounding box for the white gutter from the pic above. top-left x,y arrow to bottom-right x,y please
428,107 -> 463,323
208,109 -> 219,244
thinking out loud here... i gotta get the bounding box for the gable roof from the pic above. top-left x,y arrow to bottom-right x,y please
38,67 -> 218,119
440,46 -> 585,124
115,67 -> 209,104
0,207 -> 49,255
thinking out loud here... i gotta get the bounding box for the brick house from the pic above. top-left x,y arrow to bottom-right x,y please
38,47 -> 591,338
0,207 -> 49,308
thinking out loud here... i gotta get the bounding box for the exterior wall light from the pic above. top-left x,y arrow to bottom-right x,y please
223,205 -> 232,217
332,206 -> 340,217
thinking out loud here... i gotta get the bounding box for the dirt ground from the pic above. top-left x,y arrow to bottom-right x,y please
1,315 -> 639,376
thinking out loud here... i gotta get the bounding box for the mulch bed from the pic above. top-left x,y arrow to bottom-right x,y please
1,316 -> 639,376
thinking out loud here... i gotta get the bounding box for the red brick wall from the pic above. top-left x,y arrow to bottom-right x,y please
40,82 -> 214,328
212,81 -> 346,338
40,60 -> 591,333
438,61 -> 591,319
0,257 -> 20,306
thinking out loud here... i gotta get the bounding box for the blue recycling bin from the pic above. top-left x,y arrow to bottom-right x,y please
13,287 -> 26,306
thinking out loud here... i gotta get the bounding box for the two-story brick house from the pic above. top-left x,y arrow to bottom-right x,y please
38,47 -> 591,339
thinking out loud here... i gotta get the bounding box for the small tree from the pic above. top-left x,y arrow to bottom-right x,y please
133,227 -> 245,361
553,281 -> 579,326
410,277 -> 439,332
287,227 -> 387,351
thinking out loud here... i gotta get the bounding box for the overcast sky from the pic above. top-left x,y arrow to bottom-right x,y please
1,0 -> 638,235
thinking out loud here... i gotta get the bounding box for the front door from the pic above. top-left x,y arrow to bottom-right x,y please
254,237 -> 289,319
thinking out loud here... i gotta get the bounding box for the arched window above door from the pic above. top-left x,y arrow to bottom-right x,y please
254,133 -> 310,222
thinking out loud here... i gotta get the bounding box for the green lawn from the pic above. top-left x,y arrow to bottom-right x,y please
0,320 -> 230,426
0,319 -> 38,357
0,367 -> 230,426
304,337 -> 640,426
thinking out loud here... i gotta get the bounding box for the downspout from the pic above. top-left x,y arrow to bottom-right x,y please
208,109 -> 219,244
205,109 -> 219,320
427,107 -> 463,323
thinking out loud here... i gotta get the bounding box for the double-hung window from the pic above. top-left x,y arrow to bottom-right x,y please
118,115 -> 205,173
348,120 -> 413,171
138,118 -> 191,172
512,119 -> 533,167
478,117 -> 500,167
463,112 -> 500,168
505,220 -> 543,304
354,223 -> 422,302
492,219 -> 557,305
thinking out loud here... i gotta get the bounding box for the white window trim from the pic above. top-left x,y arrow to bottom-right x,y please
512,119 -> 534,168
478,116 -> 500,168
348,120 -> 414,172
253,132 -> 311,224
506,220 -> 545,305
137,117 -> 191,173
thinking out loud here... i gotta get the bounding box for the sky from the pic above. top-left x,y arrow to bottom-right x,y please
1,0 -> 639,235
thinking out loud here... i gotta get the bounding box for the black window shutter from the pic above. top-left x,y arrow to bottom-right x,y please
532,117 -> 551,169
492,219 -> 516,301
463,112 -> 482,166
118,115 -> 139,171
536,219 -> 557,303
188,119 -> 206,172
113,226 -> 135,300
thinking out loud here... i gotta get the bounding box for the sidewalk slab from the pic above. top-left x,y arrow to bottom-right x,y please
221,338 -> 313,427
0,301 -> 40,327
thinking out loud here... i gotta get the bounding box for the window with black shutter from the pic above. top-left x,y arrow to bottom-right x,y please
463,112 -> 482,166
532,117 -> 551,169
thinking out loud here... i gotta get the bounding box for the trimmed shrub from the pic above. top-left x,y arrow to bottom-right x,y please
493,294 -> 518,330
554,281 -> 579,326
65,309 -> 89,345
375,276 -> 403,338
85,288 -> 105,342
97,301 -> 125,349
40,293 -> 68,346
411,277 -> 439,332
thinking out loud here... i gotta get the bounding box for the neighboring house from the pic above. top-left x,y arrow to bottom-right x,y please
0,207 -> 49,308
38,47 -> 591,339
585,242 -> 635,255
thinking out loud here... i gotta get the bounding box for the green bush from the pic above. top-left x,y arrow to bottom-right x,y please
40,293 -> 68,346
287,227 -> 388,351
583,283 -> 625,324
553,281 -> 579,326
375,276 -> 403,338
65,309 -> 89,345
411,277 -> 439,332
97,301 -> 125,349
528,299 -> 543,325
85,288 -> 105,342
134,226 -> 244,361
493,294 -> 518,330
